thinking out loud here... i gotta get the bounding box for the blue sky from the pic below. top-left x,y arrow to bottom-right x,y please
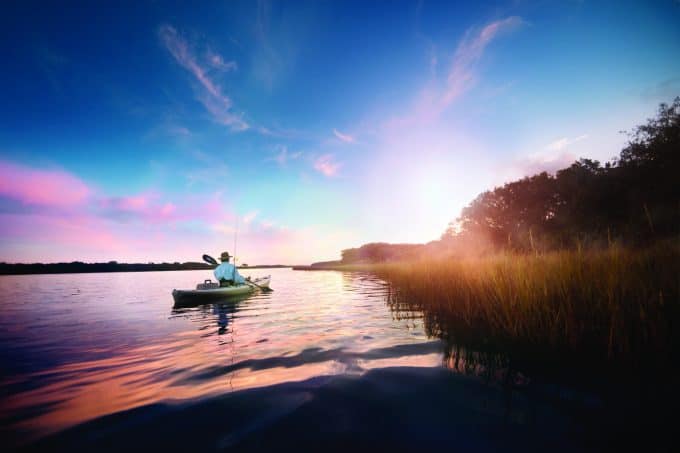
1,0 -> 679,264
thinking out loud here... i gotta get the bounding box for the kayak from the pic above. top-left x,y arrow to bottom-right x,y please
172,275 -> 271,307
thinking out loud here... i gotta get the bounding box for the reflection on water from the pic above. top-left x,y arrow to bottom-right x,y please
0,269 -> 440,446
2,268 -> 664,450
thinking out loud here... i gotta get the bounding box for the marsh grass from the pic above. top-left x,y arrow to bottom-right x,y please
343,244 -> 678,448
352,243 -> 680,382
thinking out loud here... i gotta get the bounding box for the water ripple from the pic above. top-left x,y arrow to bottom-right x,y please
0,269 -> 438,446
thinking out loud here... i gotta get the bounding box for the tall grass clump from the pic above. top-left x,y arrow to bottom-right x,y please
374,243 -> 679,378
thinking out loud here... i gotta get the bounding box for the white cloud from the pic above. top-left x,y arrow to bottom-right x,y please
269,145 -> 302,166
500,135 -> 590,182
442,16 -> 524,106
384,16 -> 525,130
545,134 -> 589,151
206,50 -> 238,72
159,25 -> 248,131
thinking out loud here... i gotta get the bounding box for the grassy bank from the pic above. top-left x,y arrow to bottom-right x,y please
352,244 -> 679,377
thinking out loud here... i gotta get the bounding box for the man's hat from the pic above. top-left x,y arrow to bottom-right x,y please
220,251 -> 231,262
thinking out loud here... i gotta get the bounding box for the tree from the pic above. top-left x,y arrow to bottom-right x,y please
449,98 -> 679,250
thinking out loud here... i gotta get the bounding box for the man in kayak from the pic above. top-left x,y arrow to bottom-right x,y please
214,251 -> 246,286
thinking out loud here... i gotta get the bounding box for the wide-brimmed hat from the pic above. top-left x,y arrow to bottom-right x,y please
220,251 -> 231,262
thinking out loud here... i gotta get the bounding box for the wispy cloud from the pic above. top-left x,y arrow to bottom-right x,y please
167,125 -> 191,137
252,0 -> 285,90
545,134 -> 589,151
333,129 -> 355,144
145,122 -> 192,141
184,163 -> 230,187
501,135 -> 588,182
206,50 -> 238,72
443,16 -> 524,106
385,16 -> 524,129
159,25 -> 248,131
313,154 -> 341,177
503,151 -> 576,182
243,210 -> 259,224
268,145 -> 302,166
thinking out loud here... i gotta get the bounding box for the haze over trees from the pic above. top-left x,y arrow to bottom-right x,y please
338,97 -> 679,264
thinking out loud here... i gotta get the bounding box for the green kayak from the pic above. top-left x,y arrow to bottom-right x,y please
172,275 -> 271,306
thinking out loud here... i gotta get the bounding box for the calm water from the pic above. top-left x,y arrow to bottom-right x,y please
2,268 -> 655,451
1,269 -> 444,447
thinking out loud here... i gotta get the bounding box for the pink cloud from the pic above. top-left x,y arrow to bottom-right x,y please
333,129 -> 355,144
160,202 -> 176,216
313,154 -> 341,177
0,161 -> 344,264
117,194 -> 147,211
99,193 -> 179,223
0,213 -> 128,259
97,191 -> 235,225
0,187 -> 235,263
0,160 -> 90,207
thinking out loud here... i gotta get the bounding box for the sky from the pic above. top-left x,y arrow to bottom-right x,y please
0,0 -> 679,264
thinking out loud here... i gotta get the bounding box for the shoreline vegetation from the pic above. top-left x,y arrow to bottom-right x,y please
297,244 -> 679,372
0,262 -> 289,276
298,99 -> 680,389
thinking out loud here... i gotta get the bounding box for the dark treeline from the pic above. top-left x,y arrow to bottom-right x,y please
0,262 -> 291,276
309,243 -> 439,267
335,98 -> 679,265
447,97 -> 679,251
0,261 -> 213,275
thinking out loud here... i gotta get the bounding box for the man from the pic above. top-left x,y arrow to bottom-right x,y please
214,251 -> 246,286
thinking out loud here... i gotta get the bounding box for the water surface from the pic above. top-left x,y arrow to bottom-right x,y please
0,268 -> 625,451
1,269 -> 442,445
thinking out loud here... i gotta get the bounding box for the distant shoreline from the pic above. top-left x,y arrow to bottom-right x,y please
292,265 -> 370,271
0,262 -> 291,276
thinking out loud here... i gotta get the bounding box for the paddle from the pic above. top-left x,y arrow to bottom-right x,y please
202,254 -> 272,292
202,254 -> 219,266
244,279 -> 272,292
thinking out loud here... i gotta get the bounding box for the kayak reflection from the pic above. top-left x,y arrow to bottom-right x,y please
171,293 -> 253,336
216,303 -> 235,335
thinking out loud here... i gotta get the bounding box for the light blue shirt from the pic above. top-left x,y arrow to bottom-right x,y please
213,262 -> 246,284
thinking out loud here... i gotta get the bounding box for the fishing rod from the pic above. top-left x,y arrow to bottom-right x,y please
232,216 -> 238,281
